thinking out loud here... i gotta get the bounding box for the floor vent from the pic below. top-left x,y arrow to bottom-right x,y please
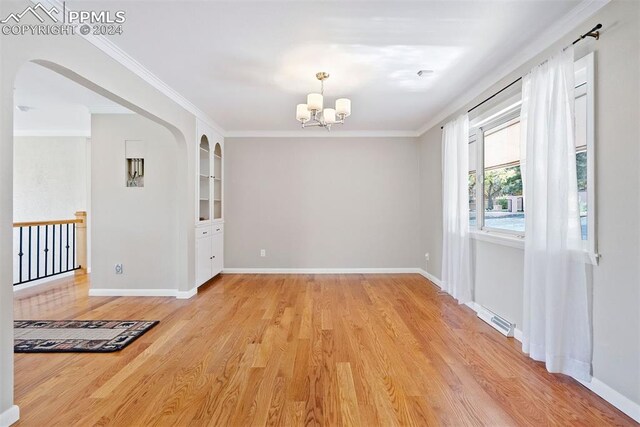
476,305 -> 515,337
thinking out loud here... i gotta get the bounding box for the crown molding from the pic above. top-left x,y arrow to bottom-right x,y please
415,0 -> 610,136
225,130 -> 420,138
81,34 -> 225,135
34,0 -> 609,140
34,0 -> 226,137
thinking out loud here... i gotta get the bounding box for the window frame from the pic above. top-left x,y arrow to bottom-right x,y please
467,52 -> 598,264
575,52 -> 598,264
470,102 -> 523,238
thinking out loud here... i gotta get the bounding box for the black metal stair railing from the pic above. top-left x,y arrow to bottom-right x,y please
13,219 -> 81,286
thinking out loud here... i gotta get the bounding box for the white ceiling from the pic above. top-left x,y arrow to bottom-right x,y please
14,62 -> 130,134
70,0 -> 582,133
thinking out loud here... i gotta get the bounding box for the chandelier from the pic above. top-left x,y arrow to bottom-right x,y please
295,72 -> 351,130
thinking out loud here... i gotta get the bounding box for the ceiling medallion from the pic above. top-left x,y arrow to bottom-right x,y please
295,72 -> 351,131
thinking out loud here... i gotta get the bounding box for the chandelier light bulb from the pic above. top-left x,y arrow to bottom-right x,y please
323,108 -> 336,124
307,93 -> 323,112
335,98 -> 351,117
296,104 -> 311,122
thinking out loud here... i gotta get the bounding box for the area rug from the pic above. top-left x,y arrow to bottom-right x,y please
14,320 -> 159,353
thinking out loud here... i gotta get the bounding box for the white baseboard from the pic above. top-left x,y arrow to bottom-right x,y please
578,378 -> 640,423
13,272 -> 75,292
222,268 -> 423,274
417,269 -> 442,288
513,328 -> 523,342
175,287 -> 197,299
425,271 -> 639,423
0,405 -> 19,427
462,300 -> 524,340
89,287 -> 197,299
464,300 -> 481,311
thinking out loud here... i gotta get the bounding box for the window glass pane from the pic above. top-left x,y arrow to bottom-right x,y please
575,90 -> 588,240
577,150 -> 587,240
483,120 -> 524,233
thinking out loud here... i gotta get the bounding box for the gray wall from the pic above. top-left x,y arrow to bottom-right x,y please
418,125 -> 443,276
224,137 -> 422,269
418,0 -> 640,406
91,114 -> 179,291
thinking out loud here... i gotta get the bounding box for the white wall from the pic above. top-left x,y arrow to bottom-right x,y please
1,5 -> 201,416
91,114 -> 179,291
12,136 -> 90,283
13,136 -> 88,221
225,137 -> 422,269
418,0 -> 640,411
13,105 -> 90,137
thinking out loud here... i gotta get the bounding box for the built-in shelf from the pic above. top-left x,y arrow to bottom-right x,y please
196,122 -> 224,288
213,143 -> 222,220
199,135 -> 211,222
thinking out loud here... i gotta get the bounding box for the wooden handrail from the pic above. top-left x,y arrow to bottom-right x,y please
13,219 -> 83,228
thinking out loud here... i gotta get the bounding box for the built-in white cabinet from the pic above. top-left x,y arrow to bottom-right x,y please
197,233 -> 213,285
196,224 -> 224,286
196,120 -> 224,287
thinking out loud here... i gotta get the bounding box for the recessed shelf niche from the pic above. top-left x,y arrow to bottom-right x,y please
125,140 -> 145,187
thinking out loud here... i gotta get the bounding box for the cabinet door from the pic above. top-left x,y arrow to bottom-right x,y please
211,232 -> 224,277
196,235 -> 213,286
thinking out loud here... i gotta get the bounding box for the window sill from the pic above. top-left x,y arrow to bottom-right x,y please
470,230 -> 524,249
469,230 -> 600,265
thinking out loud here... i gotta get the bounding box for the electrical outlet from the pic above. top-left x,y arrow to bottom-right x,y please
260,249 -> 266,257
425,253 -> 430,261
115,264 -> 123,274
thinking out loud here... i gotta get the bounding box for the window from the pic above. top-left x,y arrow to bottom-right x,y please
468,103 -> 524,236
468,53 -> 597,262
574,52 -> 596,259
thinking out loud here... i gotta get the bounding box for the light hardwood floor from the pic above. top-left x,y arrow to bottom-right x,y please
13,273 -> 637,426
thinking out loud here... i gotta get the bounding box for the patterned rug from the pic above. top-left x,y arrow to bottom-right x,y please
14,320 -> 159,353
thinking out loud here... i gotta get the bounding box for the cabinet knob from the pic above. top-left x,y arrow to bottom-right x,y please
212,256 -> 216,258
216,228 -> 220,231
203,231 -> 208,234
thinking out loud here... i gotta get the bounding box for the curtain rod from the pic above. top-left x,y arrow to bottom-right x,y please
440,23 -> 602,130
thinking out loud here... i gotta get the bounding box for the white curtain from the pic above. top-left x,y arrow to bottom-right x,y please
520,46 -> 591,381
441,114 -> 472,304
